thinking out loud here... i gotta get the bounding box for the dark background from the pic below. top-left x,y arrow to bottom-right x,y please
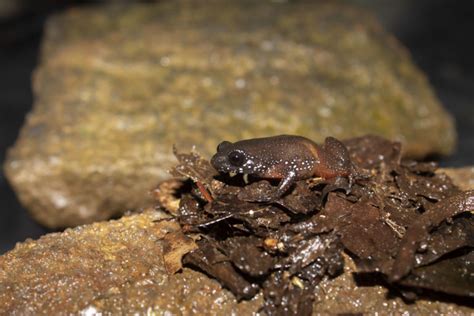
1,0 -> 473,254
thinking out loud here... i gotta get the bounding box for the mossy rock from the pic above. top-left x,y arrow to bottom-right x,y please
5,1 -> 455,228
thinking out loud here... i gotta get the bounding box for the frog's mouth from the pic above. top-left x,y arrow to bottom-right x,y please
210,154 -> 233,172
210,155 -> 250,183
228,170 -> 249,184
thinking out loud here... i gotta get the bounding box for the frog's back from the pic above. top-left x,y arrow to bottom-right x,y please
232,135 -> 317,157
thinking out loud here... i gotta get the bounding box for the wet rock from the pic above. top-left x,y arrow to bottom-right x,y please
5,1 -> 455,228
0,208 -> 472,314
443,167 -> 474,191
314,254 -> 473,315
0,210 -> 262,315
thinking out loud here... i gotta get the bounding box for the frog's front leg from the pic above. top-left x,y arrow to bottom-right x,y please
256,170 -> 297,202
275,170 -> 297,197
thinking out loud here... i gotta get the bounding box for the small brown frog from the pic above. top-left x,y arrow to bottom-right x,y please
211,135 -> 352,201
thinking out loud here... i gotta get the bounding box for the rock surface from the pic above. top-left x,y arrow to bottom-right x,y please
442,167 -> 474,191
0,167 -> 472,315
0,211 -> 261,315
5,1 -> 455,228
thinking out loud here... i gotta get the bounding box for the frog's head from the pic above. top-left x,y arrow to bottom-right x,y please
211,140 -> 260,176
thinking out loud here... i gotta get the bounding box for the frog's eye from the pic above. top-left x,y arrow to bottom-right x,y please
228,150 -> 245,166
217,141 -> 232,152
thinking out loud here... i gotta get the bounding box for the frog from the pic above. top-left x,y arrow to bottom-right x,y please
210,135 -> 352,201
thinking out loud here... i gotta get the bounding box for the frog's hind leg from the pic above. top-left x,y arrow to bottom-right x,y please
323,137 -> 352,175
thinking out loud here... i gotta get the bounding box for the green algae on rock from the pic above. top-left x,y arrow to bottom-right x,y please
5,0 -> 455,228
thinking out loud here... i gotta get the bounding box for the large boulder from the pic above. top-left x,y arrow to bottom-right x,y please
5,1 -> 455,228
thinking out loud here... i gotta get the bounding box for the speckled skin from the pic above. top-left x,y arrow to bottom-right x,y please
211,135 -> 352,199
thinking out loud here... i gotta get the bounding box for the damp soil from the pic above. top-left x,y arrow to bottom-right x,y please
156,135 -> 473,315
